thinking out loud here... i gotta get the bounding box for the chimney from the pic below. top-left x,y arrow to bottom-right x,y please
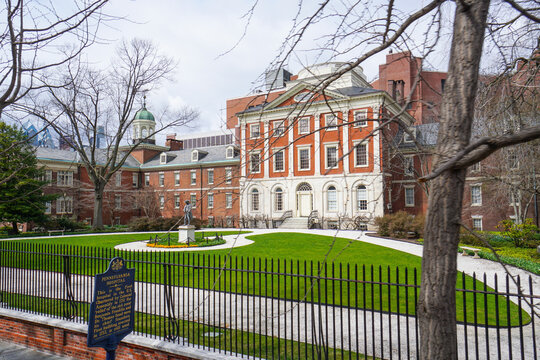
165,134 -> 183,151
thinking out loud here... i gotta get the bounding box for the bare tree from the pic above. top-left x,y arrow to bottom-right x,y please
27,39 -> 198,229
242,1 -> 540,358
0,0 -> 109,115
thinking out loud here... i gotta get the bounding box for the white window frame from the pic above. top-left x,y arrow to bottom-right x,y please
116,171 -> 122,187
190,194 -> 197,208
56,196 -> 73,214
250,123 -> 260,139
250,151 -> 261,174
159,172 -> 165,187
225,168 -> 232,184
159,195 -> 165,209
404,186 -> 415,207
57,171 -> 73,187
327,186 -> 338,212
160,153 -> 167,164
353,109 -> 368,127
174,194 -> 180,209
273,121 -> 285,137
325,113 -> 337,130
190,170 -> 197,185
45,170 -> 52,185
207,169 -> 214,184
226,146 -> 234,159
191,150 -> 199,162
470,162 -> 481,172
472,216 -> 483,231
132,173 -> 138,188
115,194 -> 121,209
357,185 -> 368,211
325,144 -> 339,169
274,188 -> 283,212
144,173 -> 150,186
174,171 -> 180,186
298,147 -> 311,171
45,201 -> 52,214
273,149 -> 285,172
251,188 -> 260,211
354,141 -> 368,167
471,185 -> 482,206
298,118 -> 310,134
404,155 -> 414,176
208,193 -> 214,209
225,193 -> 232,209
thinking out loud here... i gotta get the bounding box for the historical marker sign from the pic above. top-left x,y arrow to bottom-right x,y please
88,257 -> 135,359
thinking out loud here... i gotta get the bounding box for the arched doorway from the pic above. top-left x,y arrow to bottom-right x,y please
296,182 -> 313,217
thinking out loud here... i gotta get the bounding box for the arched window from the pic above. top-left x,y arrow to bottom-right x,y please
251,188 -> 260,211
327,186 -> 337,211
141,127 -> 147,138
133,125 -> 139,138
274,187 -> 283,211
357,185 -> 368,211
297,182 -> 312,192
149,127 -> 154,137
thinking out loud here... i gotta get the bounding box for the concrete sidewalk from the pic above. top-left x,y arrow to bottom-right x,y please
0,339 -> 74,360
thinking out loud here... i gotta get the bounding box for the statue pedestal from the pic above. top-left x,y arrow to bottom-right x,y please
178,225 -> 195,244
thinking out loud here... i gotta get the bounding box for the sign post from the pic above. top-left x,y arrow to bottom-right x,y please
88,257 -> 135,360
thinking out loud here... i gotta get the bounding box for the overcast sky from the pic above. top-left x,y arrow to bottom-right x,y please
82,0 -> 403,136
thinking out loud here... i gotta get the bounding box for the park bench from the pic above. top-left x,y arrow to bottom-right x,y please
461,246 -> 480,259
48,229 -> 65,236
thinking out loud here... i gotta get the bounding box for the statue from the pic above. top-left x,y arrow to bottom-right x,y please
183,200 -> 193,226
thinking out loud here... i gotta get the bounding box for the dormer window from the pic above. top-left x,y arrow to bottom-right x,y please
191,150 -> 198,162
226,146 -> 235,159
160,153 -> 167,164
404,128 -> 416,143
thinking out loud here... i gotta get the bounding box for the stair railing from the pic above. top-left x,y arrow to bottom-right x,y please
308,210 -> 320,229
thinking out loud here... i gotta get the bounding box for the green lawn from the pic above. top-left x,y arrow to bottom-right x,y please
0,231 -> 530,326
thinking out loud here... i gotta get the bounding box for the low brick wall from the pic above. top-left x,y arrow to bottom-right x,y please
0,308 -> 242,360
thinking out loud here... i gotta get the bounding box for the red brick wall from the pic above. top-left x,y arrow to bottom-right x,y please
0,314 -> 197,360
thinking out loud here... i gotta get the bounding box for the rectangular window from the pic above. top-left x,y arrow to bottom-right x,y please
56,196 -> 73,214
325,114 -> 337,130
174,171 -> 180,186
508,150 -> 519,169
144,173 -> 150,186
115,195 -> 121,209
327,189 -> 337,212
405,187 -> 415,207
250,152 -> 260,173
208,193 -> 214,208
471,185 -> 482,206
159,173 -> 165,187
353,110 -> 367,127
298,118 -> 310,134
190,194 -> 197,208
299,148 -> 310,170
355,142 -> 368,167
45,201 -> 52,214
159,195 -> 165,209
225,168 -> 232,184
116,172 -> 122,187
174,195 -> 180,209
57,171 -> 73,187
226,147 -> 234,158
208,216 -> 214,227
207,169 -> 214,184
357,186 -> 368,211
250,123 -> 260,139
470,162 -> 481,172
472,217 -> 483,231
190,170 -> 197,185
326,145 -> 338,169
404,156 -> 414,176
274,150 -> 284,172
226,193 -> 232,208
132,173 -> 138,187
45,170 -> 52,185
273,121 -> 284,137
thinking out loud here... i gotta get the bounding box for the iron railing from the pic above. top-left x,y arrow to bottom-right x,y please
0,241 -> 538,360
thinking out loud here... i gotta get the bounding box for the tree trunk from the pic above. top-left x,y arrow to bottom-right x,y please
93,183 -> 105,230
10,221 -> 19,235
418,1 -> 490,359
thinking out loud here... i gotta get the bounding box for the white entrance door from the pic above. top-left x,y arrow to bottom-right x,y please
298,193 -> 312,217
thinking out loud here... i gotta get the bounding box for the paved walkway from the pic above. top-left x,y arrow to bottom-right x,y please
0,339 -> 74,360
1,228 -> 539,359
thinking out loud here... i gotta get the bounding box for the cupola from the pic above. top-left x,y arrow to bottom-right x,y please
132,95 -> 156,144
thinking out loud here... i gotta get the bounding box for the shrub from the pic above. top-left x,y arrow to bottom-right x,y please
43,217 -> 86,232
497,218 -> 539,248
374,211 -> 424,239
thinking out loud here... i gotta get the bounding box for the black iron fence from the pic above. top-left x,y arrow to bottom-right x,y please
0,241 -> 538,359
